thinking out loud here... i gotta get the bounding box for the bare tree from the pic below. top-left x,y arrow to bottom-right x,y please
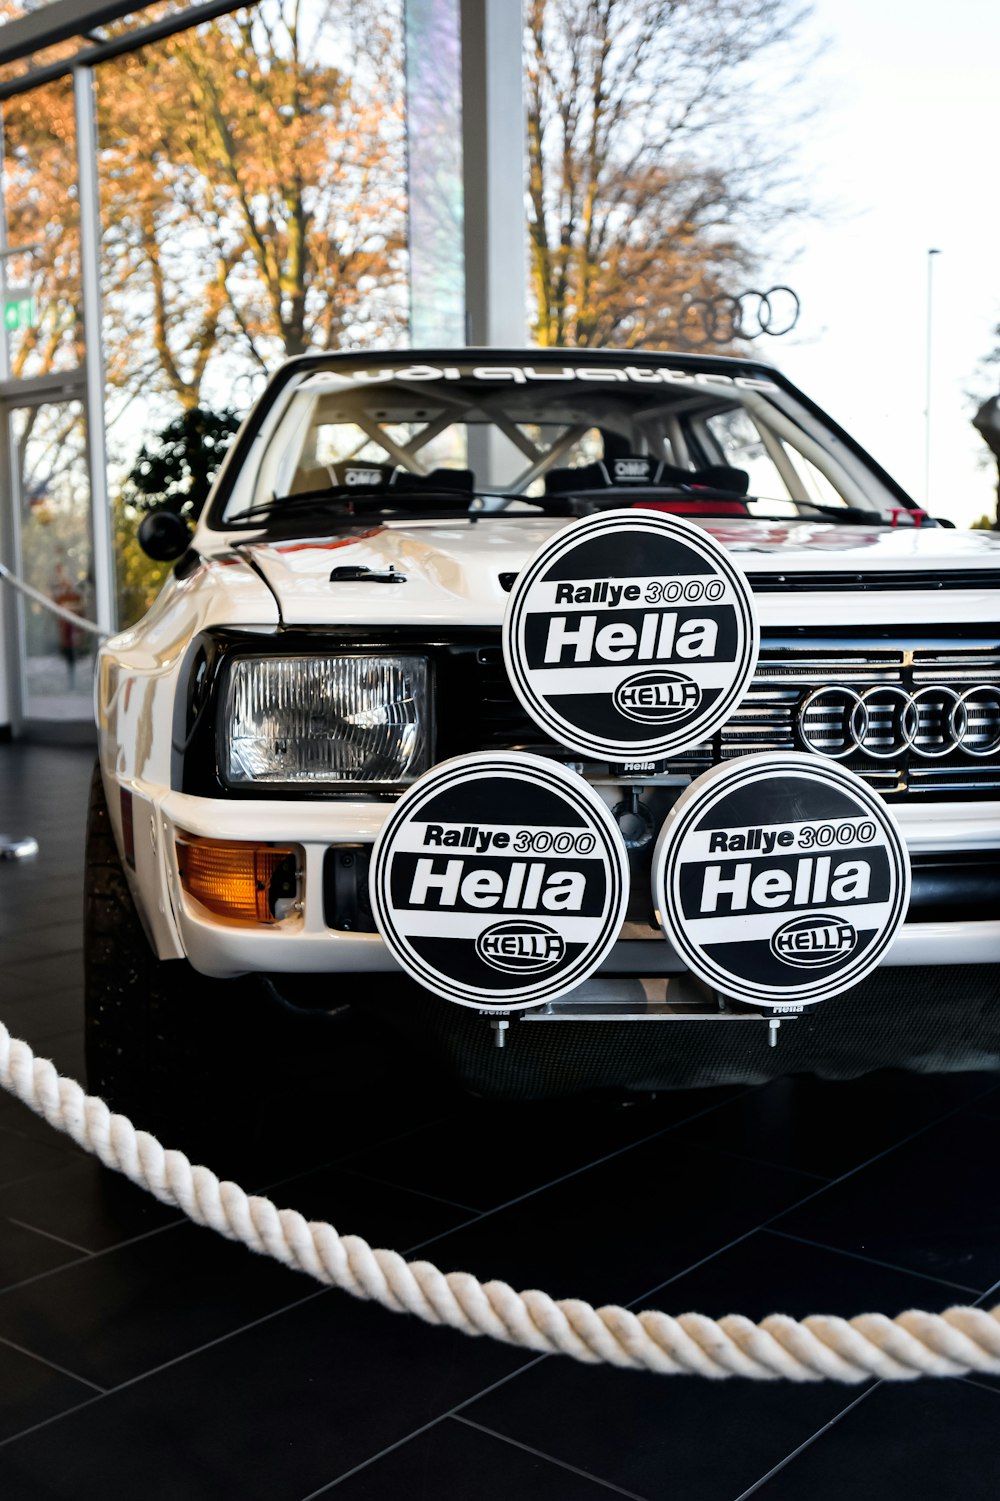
526,0 -> 812,349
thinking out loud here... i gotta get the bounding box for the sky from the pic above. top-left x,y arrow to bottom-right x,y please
772,0 -> 1000,528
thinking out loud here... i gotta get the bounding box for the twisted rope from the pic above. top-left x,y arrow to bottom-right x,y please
0,562 -> 107,637
2,1017 -> 998,1382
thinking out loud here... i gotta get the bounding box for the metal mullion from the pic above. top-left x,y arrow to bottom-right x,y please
0,1 -> 257,103
0,370 -> 86,406
73,65 -> 114,637
0,377 -> 22,733
0,2 -> 161,68
0,105 -> 15,729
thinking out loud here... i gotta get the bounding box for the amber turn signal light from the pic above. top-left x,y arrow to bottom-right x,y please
176,834 -> 298,923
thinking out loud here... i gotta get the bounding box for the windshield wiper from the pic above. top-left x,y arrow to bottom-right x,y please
791,500 -> 902,525
229,486 -> 473,527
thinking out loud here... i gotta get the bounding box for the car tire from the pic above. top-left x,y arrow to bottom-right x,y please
83,762 -> 256,1146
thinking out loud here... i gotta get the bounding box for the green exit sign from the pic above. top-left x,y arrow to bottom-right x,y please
3,295 -> 37,331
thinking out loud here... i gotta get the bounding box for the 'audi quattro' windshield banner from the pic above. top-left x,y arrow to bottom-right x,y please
651,752 -> 910,1008
502,510 -> 759,762
369,752 -> 629,1009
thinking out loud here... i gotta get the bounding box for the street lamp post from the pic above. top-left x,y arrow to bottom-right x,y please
925,247 -> 942,508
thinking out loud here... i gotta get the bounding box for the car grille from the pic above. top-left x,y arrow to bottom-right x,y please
465,631 -> 1000,800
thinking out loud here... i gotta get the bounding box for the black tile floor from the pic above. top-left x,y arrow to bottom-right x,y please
0,743 -> 999,1498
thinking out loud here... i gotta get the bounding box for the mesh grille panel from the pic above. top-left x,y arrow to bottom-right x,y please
463,632 -> 1000,799
376,966 -> 1000,1098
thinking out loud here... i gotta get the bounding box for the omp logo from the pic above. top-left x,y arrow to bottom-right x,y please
612,458 -> 651,482
343,467 -> 383,487
613,670 -> 702,724
475,919 -> 566,975
770,913 -> 858,968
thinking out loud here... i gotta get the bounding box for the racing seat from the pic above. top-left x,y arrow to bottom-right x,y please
290,464 -> 338,495
543,456 -> 751,514
544,462 -> 607,495
391,466 -> 475,495
639,463 -> 750,516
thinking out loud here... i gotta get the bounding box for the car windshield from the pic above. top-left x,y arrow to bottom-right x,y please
220,356 -> 914,529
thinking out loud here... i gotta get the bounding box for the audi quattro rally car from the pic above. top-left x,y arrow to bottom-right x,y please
86,348 -> 1000,1117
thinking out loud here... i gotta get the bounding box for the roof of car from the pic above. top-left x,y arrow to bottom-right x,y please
273,346 -> 780,376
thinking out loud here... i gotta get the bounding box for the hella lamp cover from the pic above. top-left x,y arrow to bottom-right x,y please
223,655 -> 430,785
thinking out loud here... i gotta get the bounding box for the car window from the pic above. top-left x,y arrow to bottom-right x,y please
705,408 -> 792,502
217,358 -> 913,528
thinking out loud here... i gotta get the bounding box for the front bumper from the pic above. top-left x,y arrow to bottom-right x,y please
126,783 -> 1000,981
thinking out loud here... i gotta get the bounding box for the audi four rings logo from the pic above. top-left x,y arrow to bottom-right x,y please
798,684 -> 1000,760
676,287 -> 801,346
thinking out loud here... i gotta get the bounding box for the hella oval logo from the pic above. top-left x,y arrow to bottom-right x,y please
613,670 -> 702,724
770,914 -> 858,969
475,920 -> 566,975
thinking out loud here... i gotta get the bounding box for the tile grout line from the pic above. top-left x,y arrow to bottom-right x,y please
327,1109 -> 456,1172
975,1278 -> 1000,1306
371,1125 -> 687,1259
0,1164 -> 82,1197
6,1073 -> 984,1455
362,1073 -> 1000,1289
0,1045 -> 996,1473
91,1286 -> 334,1400
959,1376 -> 1000,1398
404,1087 -> 759,1257
610,1079 -> 1000,1314
450,1413 -> 653,1501
334,1162 -> 483,1216
677,1140 -> 832,1185
732,1383 -> 881,1501
6,1217 -> 95,1258
0,1217 -> 521,1453
0,1082 -> 748,1309
0,1332 -> 106,1394
747,1077 -> 1000,1232
763,1226 -> 986,1296
0,1392 -> 106,1451
296,1358 -> 550,1499
0,1216 -> 184,1298
730,1103 -> 1000,1496
625,1226 -> 763,1312
0,1286 -> 335,1452
0,1127 -> 481,1305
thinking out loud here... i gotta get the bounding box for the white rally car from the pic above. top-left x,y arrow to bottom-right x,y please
87,349 -> 1000,1121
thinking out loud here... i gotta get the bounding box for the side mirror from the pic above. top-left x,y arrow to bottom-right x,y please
138,508 -> 192,562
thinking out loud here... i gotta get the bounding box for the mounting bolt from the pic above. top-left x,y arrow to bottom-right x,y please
490,1018 -> 510,1049
767,1018 -> 781,1048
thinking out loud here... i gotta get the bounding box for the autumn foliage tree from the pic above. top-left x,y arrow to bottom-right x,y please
0,0 -> 816,623
0,0 -> 407,621
98,0 -> 407,413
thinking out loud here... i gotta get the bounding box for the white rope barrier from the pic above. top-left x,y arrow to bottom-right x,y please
0,562 -> 107,637
2,1018 -> 999,1381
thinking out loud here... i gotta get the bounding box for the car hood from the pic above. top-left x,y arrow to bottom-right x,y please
231,516 -> 1000,629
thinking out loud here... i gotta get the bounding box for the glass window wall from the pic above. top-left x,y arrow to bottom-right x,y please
1,75 -> 82,378
0,0 -> 467,729
11,395 -> 96,719
95,0 -> 410,625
